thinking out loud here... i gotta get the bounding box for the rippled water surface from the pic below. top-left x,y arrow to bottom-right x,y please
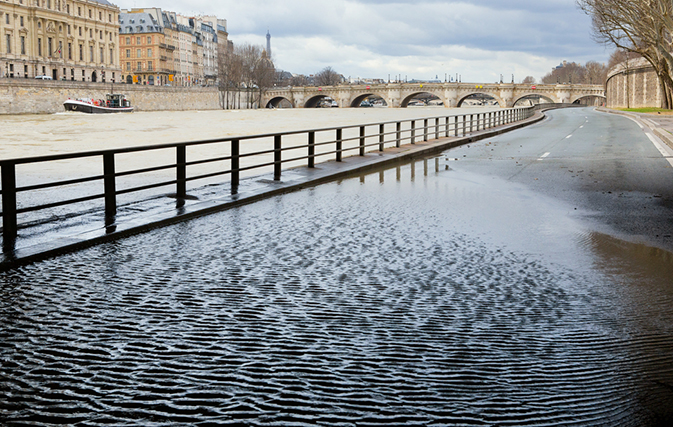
2,156 -> 672,426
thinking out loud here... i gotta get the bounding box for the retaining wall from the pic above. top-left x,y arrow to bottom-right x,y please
605,58 -> 662,109
0,79 -> 257,114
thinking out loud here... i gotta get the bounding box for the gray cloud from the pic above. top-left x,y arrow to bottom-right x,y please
116,0 -> 609,82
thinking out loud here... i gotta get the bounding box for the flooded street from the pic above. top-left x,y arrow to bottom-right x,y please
1,108 -> 672,425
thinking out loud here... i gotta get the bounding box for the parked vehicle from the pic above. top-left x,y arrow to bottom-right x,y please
34,75 -> 53,80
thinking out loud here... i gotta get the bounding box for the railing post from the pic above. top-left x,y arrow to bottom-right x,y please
176,145 -> 186,199
379,124 -> 385,151
231,139 -> 239,193
470,114 -> 474,133
411,120 -> 416,144
462,115 -> 466,136
396,122 -> 401,147
359,126 -> 366,156
308,131 -> 315,168
336,128 -> 343,162
423,119 -> 428,141
103,153 -> 116,222
2,162 -> 17,252
455,116 -> 459,137
274,134 -> 282,180
445,117 -> 450,138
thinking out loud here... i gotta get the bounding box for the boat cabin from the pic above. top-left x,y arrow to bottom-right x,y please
106,94 -> 130,108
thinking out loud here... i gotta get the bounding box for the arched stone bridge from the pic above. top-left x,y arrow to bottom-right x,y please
263,82 -> 605,108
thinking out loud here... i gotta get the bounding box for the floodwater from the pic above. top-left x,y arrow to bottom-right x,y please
1,108 -> 673,426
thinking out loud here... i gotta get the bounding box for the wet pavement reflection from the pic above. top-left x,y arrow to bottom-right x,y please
1,157 -> 672,426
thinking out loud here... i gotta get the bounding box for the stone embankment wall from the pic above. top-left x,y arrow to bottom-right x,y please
0,79 -> 256,114
605,58 -> 662,109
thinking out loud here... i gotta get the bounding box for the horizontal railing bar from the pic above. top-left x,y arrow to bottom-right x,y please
116,163 -> 176,178
14,174 -> 104,194
116,180 -> 177,196
16,193 -> 105,214
184,169 -> 232,183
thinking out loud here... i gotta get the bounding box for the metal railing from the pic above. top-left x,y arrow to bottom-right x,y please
0,106 -> 534,251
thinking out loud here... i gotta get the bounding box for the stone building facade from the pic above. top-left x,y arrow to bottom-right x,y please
0,0 -> 121,82
605,57 -> 663,109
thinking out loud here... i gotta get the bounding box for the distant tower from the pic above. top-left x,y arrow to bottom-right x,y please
266,30 -> 271,57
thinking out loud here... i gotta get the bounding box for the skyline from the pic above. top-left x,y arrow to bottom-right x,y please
114,0 -> 611,83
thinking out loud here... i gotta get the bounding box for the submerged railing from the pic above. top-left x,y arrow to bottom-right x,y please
0,106 -> 535,252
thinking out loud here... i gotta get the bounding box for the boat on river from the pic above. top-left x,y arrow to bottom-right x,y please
64,93 -> 133,113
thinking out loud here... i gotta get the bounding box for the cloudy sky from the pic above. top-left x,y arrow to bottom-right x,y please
114,0 -> 610,83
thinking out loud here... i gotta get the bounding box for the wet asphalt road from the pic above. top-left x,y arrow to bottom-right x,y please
448,107 -> 673,252
1,107 -> 673,427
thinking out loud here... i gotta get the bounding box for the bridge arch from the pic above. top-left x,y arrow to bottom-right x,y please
400,91 -> 445,108
571,94 -> 607,106
513,93 -> 557,107
304,95 -> 339,108
265,96 -> 294,109
349,93 -> 389,108
457,92 -> 505,108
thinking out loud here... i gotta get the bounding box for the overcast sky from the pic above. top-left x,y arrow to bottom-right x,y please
115,0 -> 610,83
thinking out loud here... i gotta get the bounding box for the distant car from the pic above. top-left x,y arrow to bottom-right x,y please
35,75 -> 53,80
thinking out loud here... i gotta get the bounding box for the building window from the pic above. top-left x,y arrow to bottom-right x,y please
79,27 -> 82,37
147,48 -> 152,58
38,38 -> 42,56
6,34 -> 11,54
126,62 -> 131,71
109,14 -> 112,23
110,48 -> 113,64
47,0 -> 51,9
136,37 -> 140,45
147,36 -> 151,44
89,29 -> 92,38
20,36 -> 25,54
79,44 -> 83,61
68,42 -> 72,60
125,49 -> 130,58
136,49 -> 141,58
48,38 -> 52,56
78,6 -> 81,16
59,41 -> 63,58
5,13 -> 9,25
99,11 -> 102,20
67,25 -> 70,35
136,62 -> 141,71
89,45 -> 93,62
66,4 -> 69,14
88,9 -> 92,18
20,16 -> 23,26
125,37 -> 130,45
100,47 -> 103,62
148,61 -> 153,71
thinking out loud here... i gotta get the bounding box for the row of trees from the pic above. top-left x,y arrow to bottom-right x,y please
539,61 -> 609,85
217,43 -> 275,109
577,0 -> 673,108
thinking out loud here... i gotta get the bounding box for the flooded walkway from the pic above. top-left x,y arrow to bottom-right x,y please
1,109 -> 673,426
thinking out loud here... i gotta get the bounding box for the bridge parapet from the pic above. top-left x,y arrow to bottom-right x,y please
264,82 -> 605,109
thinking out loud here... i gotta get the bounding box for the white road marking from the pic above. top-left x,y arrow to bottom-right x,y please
538,152 -> 551,161
566,135 -> 573,139
646,133 -> 673,167
580,125 -> 584,129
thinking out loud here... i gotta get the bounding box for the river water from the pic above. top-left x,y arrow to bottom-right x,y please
1,107 -> 672,426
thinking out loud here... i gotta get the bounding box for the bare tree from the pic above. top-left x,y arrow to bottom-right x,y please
577,0 -> 673,108
290,74 -> 310,86
522,76 -> 536,84
218,46 -> 243,109
314,67 -> 342,86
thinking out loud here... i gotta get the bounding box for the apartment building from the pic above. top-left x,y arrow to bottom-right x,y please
0,0 -> 121,81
